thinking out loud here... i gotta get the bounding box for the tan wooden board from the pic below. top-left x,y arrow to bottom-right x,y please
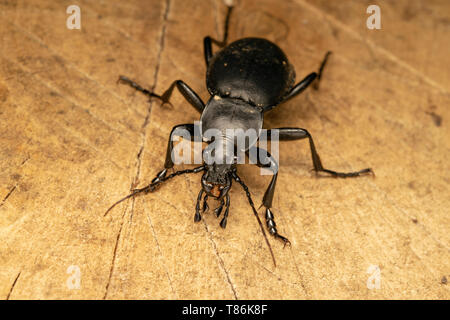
0,0 -> 448,299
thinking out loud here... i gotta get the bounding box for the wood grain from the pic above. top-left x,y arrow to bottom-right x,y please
0,0 -> 448,299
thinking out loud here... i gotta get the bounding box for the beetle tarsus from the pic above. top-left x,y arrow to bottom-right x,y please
219,194 -> 231,228
194,189 -> 204,222
265,208 -> 290,246
214,198 -> 225,217
202,195 -> 209,213
118,75 -> 172,107
315,167 -> 374,178
313,51 -> 332,90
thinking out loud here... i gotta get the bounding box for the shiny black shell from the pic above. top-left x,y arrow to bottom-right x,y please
206,37 -> 296,108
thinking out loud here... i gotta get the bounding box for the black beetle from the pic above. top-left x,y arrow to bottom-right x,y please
106,5 -> 372,263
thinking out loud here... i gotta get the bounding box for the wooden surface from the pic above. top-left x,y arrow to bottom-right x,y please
0,0 -> 449,299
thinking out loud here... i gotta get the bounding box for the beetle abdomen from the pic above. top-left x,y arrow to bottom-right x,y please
206,38 -> 295,108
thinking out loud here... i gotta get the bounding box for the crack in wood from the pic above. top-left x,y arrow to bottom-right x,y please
103,206 -> 128,299
144,210 -> 177,299
116,0 -> 174,299
6,271 -> 21,300
0,185 -> 16,208
201,219 -> 240,300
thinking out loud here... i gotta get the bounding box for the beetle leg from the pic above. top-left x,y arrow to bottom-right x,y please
219,194 -> 231,228
119,76 -> 205,113
164,123 -> 201,169
246,147 -> 291,245
118,75 -> 164,101
214,197 -> 225,217
275,51 -> 332,107
202,195 -> 209,213
313,51 -> 332,90
265,208 -> 290,246
264,128 -> 374,178
160,80 -> 205,113
194,189 -> 204,222
278,72 -> 317,105
203,5 -> 234,65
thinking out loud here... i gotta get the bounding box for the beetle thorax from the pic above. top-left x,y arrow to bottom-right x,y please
200,96 -> 263,153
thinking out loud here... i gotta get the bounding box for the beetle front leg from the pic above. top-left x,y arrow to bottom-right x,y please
214,197 -> 225,217
202,195 -> 209,213
248,147 -> 291,246
194,189 -> 204,222
219,194 -> 231,229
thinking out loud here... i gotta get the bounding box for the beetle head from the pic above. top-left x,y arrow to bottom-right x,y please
201,163 -> 233,199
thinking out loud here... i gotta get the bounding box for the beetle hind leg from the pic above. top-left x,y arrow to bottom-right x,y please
204,5 -> 234,65
118,75 -> 165,102
313,51 -> 332,90
194,189 -> 204,222
119,76 -> 205,113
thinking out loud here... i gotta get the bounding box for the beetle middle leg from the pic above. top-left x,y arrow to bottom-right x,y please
278,51 -> 332,104
203,5 -> 233,66
264,128 -> 373,178
119,76 -> 205,113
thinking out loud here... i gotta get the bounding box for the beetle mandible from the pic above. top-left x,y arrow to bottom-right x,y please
106,5 -> 373,260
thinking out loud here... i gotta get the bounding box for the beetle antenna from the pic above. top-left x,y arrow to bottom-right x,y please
232,172 -> 277,267
104,165 -> 205,217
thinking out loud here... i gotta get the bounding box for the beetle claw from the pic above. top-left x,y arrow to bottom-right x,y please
202,196 -> 209,213
276,234 -> 291,248
194,211 -> 202,222
219,217 -> 227,228
160,101 -> 174,109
